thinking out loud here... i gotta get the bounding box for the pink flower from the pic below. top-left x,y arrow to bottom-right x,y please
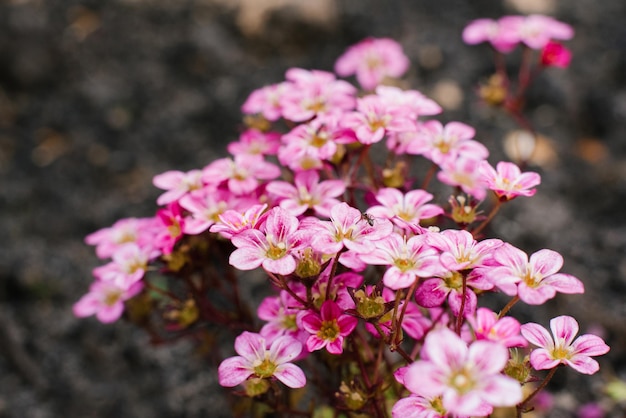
480,161 -> 541,201
521,315 -> 609,375
153,169 -> 204,206
73,279 -> 143,323
426,229 -> 502,272
229,207 -> 305,275
301,300 -> 358,354
92,243 -> 159,286
218,331 -> 306,388
266,170 -> 346,217
179,187 -> 236,235
202,155 -> 280,195
462,18 -> 518,53
258,291 -> 308,344
85,217 -> 157,259
210,203 -> 267,239
488,244 -> 584,305
437,157 -> 488,200
227,129 -> 281,156
341,94 -> 415,144
375,86 -> 442,119
334,37 -> 410,91
411,120 -> 488,166
500,14 -> 574,50
280,68 -> 356,122
367,187 -> 444,232
310,202 -> 393,255
358,233 -> 443,290
400,327 -> 522,416
467,307 -> 527,348
241,82 -> 288,121
540,41 -> 572,68
153,202 -> 185,254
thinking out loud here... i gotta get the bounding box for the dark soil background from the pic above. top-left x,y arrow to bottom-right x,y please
1,0 -> 625,417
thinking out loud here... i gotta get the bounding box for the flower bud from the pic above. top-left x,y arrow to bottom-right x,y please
336,381 -> 368,411
353,289 -> 386,319
243,377 -> 271,397
479,74 -> 507,107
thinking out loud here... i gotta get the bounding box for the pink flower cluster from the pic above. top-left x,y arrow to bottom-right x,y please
76,21 -> 610,417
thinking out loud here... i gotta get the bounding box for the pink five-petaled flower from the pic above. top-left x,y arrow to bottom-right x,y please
229,207 -> 305,275
520,315 -> 609,375
152,169 -> 204,206
411,120 -> 488,166
400,327 -> 522,416
73,279 -> 143,323
358,233 -> 443,290
462,18 -> 518,53
334,37 -> 410,91
467,307 -> 528,348
480,161 -> 541,201
367,187 -> 444,233
202,155 -> 280,195
218,331 -> 306,388
488,243 -> 584,305
311,202 -> 393,255
266,170 -> 346,218
499,14 -> 574,50
540,41 -> 572,68
301,300 -> 358,354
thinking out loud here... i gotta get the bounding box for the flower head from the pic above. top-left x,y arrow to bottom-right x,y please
218,331 -> 306,388
301,300 -> 358,354
521,315 -> 609,375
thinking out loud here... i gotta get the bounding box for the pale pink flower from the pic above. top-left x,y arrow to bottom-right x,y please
229,207 -> 305,275
340,94 -> 415,144
241,82 -> 288,121
367,188 -> 444,232
480,161 -> 541,201
521,315 -> 609,375
462,18 -> 518,53
499,14 -> 574,50
358,233 -> 443,290
258,290 -> 309,345
301,300 -> 358,354
266,170 -> 346,218
375,86 -> 442,119
179,187 -> 238,235
310,202 -> 393,255
210,203 -> 267,239
92,243 -> 159,286
153,169 -> 204,206
73,279 -> 143,323
227,129 -> 281,156
425,229 -> 502,272
202,155 -> 280,195
488,243 -> 584,305
334,37 -> 410,91
540,41 -> 572,68
85,217 -> 158,259
437,157 -> 488,200
280,68 -> 356,122
401,327 -> 522,416
392,394 -> 462,418
410,120 -> 488,166
218,331 -> 306,388
467,307 -> 527,348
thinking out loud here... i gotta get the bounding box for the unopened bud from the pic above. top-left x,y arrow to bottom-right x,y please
336,381 -> 367,411
354,289 -> 386,319
243,377 -> 271,397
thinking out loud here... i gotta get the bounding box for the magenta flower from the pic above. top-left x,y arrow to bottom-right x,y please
334,37 -> 410,91
73,279 -> 143,323
467,307 -> 527,348
540,41 -> 572,68
266,170 -> 346,218
521,315 -> 609,375
400,327 -> 522,416
153,202 -> 185,254
218,331 -> 306,388
488,243 -> 584,305
258,291 -> 308,344
210,203 -> 267,239
152,169 -> 204,206
229,207 -> 305,275
480,161 -> 541,201
359,233 -> 443,290
301,300 -> 358,354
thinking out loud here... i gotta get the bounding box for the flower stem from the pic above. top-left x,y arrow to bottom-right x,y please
498,295 -> 520,318
472,198 -> 502,237
516,367 -> 558,417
